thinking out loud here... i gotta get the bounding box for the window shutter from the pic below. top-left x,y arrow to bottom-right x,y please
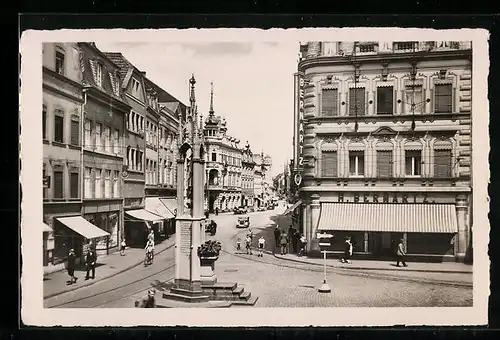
377,151 -> 393,177
321,151 -> 337,177
377,87 -> 394,114
71,120 -> 79,146
321,89 -> 338,116
70,172 -> 79,198
434,150 -> 452,178
349,88 -> 365,116
435,84 -> 452,113
53,171 -> 63,198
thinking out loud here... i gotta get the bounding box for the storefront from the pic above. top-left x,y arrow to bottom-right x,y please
304,190 -> 470,262
160,197 -> 178,236
124,208 -> 164,247
145,196 -> 177,238
52,215 -> 110,264
83,211 -> 120,256
42,223 -> 54,267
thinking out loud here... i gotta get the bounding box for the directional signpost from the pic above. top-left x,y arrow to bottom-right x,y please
316,232 -> 333,293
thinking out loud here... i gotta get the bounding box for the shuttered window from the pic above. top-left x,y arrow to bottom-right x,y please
434,84 -> 453,113
376,86 -> 393,115
53,171 -> 63,199
405,151 -> 422,176
321,89 -> 338,116
54,115 -> 64,143
349,151 -> 364,176
70,120 -> 79,146
70,172 -> 79,198
348,88 -> 365,116
321,151 -> 338,177
434,149 -> 452,178
376,151 -> 393,177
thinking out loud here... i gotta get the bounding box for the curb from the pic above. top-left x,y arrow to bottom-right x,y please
269,251 -> 472,288
44,242 -> 175,300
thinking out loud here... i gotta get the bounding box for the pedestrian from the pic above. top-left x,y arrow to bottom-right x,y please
205,210 -> 210,219
120,239 -> 126,256
280,231 -> 288,255
85,248 -> 96,280
258,235 -> 266,257
287,225 -> 294,254
135,289 -> 156,308
245,235 -> 252,255
273,225 -> 281,249
67,248 -> 77,284
299,234 -> 307,257
215,207 -> 219,216
293,229 -> 300,254
396,238 -> 408,267
236,237 -> 241,252
341,237 -> 353,264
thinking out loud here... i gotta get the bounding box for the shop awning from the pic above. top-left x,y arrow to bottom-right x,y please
284,200 -> 302,215
125,209 -> 164,222
159,198 -> 178,216
145,197 -> 175,219
42,223 -> 52,233
56,216 -> 110,239
317,203 -> 458,233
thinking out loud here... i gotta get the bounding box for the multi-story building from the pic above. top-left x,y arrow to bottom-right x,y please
253,152 -> 272,209
79,43 -> 130,255
291,41 -> 472,262
241,142 -> 256,210
42,42 -> 85,267
203,84 -> 243,213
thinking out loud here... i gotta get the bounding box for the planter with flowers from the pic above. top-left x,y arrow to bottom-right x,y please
197,240 -> 222,284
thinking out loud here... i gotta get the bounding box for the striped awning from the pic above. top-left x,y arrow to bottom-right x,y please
125,209 -> 164,222
56,216 -> 110,239
317,203 -> 458,233
284,200 -> 302,215
159,198 -> 178,216
145,197 -> 175,219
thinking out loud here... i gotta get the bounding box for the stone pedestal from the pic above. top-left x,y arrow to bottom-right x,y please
200,256 -> 218,284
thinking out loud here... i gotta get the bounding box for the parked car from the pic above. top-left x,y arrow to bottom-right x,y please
236,215 -> 250,228
205,220 -> 217,235
233,206 -> 247,214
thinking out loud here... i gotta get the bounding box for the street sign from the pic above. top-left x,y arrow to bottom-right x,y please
316,232 -> 333,239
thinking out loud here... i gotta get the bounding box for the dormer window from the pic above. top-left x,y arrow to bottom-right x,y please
96,62 -> 103,87
132,78 -> 141,98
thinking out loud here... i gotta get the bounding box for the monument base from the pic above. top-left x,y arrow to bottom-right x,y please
162,279 -> 210,303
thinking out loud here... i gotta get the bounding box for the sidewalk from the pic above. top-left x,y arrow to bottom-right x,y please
43,237 -> 175,299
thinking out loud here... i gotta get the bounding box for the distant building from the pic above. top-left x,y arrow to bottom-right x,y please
291,41 -> 473,262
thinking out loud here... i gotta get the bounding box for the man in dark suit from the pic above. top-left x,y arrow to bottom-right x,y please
85,248 -> 97,280
67,249 -> 77,284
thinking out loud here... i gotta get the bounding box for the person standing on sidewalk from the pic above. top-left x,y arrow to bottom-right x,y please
67,249 -> 77,284
85,249 -> 96,280
287,225 -> 294,254
120,239 -> 126,256
298,234 -> 307,257
341,237 -> 353,264
258,235 -> 266,257
245,234 -> 252,255
273,226 -> 281,249
215,207 -> 219,216
396,238 -> 408,267
280,231 -> 288,255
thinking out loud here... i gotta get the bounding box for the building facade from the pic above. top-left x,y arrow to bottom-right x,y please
241,142 -> 256,209
292,41 -> 473,262
253,152 -> 273,208
203,84 -> 245,212
42,42 -> 85,266
79,43 -> 130,255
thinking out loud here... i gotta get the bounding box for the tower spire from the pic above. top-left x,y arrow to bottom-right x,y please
189,74 -> 196,114
209,82 -> 214,116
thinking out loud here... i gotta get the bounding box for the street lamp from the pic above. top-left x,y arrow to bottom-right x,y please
317,232 -> 333,293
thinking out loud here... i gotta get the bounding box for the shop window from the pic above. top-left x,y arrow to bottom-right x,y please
70,172 -> 79,198
377,150 -> 393,177
434,149 -> 452,178
349,151 -> 364,176
376,86 -> 394,115
54,111 -> 64,143
53,170 -> 63,199
348,88 -> 365,116
321,151 -> 338,177
434,84 -> 453,113
405,150 -> 422,176
406,233 -> 454,255
321,88 -> 338,116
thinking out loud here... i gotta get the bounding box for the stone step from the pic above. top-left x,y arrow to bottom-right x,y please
162,292 -> 210,303
157,300 -> 232,308
170,287 -> 208,297
232,286 -> 244,295
202,282 -> 237,290
239,291 -> 251,301
232,296 -> 259,306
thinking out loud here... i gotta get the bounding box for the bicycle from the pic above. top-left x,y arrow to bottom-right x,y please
144,250 -> 153,266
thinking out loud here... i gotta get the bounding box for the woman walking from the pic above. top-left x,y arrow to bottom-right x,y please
396,238 -> 408,267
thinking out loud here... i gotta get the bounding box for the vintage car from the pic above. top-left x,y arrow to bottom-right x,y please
236,215 -> 250,228
205,220 -> 217,235
233,206 -> 247,214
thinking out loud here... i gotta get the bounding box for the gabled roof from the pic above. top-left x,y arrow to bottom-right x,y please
103,52 -> 142,89
162,102 -> 179,113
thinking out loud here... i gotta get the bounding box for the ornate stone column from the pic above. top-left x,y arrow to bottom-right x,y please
455,194 -> 468,262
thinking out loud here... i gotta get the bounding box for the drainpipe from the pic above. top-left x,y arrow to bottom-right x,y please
80,88 -> 88,263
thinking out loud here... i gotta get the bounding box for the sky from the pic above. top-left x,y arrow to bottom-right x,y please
96,41 -> 299,177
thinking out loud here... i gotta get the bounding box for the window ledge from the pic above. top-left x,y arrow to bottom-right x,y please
83,148 -> 123,158
68,144 -> 81,151
43,139 -> 50,145
52,141 -> 66,148
128,169 -> 144,174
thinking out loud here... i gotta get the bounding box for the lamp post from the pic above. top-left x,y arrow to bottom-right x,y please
317,232 -> 333,293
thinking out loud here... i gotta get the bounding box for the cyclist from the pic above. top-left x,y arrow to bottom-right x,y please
144,239 -> 154,266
